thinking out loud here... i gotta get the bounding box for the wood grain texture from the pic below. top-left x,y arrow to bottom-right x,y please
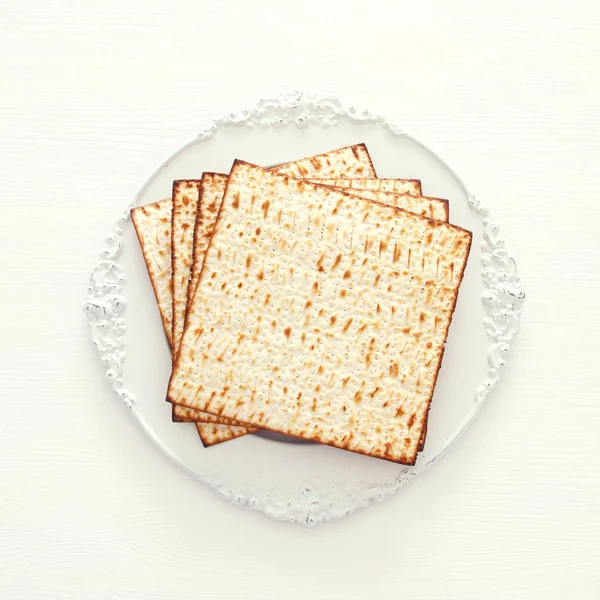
1,0 -> 599,598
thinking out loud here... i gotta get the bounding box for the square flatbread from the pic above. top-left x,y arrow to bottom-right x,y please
316,184 -> 449,222
185,173 -> 229,312
168,161 -> 472,464
313,177 -> 422,195
171,180 -> 202,357
130,174 -> 445,446
178,177 -> 450,443
274,143 -> 375,179
131,198 -> 173,348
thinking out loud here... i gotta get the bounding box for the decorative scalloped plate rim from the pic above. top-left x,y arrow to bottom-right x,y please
84,91 -> 525,527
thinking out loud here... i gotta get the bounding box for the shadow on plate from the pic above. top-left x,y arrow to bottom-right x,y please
255,430 -> 314,445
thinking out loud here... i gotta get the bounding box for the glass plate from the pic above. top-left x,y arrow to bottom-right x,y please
84,92 -> 525,526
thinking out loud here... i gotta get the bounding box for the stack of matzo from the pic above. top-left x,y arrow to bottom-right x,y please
131,144 -> 471,464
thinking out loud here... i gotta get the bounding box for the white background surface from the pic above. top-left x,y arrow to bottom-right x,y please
1,0 -> 599,598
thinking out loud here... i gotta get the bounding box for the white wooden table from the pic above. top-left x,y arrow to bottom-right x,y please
1,0 -> 599,597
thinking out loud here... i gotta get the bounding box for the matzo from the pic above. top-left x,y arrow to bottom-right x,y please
316,185 -> 449,222
197,422 -> 256,445
311,178 -> 422,196
173,405 -> 240,425
274,143 -> 376,178
130,184 -> 254,444
130,150 -> 430,445
131,199 -> 173,347
173,406 -> 258,447
171,180 -> 202,355
185,173 -> 229,311
168,161 -> 472,464
177,177 -> 449,430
